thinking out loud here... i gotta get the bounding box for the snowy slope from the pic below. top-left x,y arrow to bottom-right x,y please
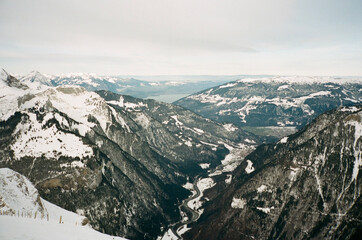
0,168 -> 126,240
20,70 -> 53,86
0,68 -> 116,160
0,216 -> 126,240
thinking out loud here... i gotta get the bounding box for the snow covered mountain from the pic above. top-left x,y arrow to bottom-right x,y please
175,76 -> 362,141
96,90 -> 258,174
17,71 -> 238,102
184,105 -> 362,240
0,168 -> 126,240
0,68 -> 256,239
20,70 -> 53,86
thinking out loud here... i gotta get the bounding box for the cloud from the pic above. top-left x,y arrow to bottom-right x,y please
0,0 -> 361,75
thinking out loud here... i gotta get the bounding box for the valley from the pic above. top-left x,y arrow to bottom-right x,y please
0,69 -> 361,240
0,69 -> 256,239
2,1 -> 361,239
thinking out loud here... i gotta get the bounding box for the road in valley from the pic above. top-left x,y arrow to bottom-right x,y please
170,179 -> 201,239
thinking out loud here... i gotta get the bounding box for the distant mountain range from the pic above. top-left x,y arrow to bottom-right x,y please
17,70 -> 267,103
175,76 -> 362,141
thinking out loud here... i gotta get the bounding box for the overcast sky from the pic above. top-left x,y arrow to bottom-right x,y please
0,0 -> 361,76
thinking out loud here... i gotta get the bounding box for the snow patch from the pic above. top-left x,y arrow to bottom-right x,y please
159,229 -> 178,240
183,140 -> 192,147
231,198 -> 246,209
11,112 -> 93,160
346,115 -> 362,182
225,174 -> 232,184
199,163 -> 210,169
257,185 -> 272,193
200,141 -> 218,151
221,143 -> 254,172
257,185 -> 267,193
245,160 -> 255,174
60,161 -> 86,168
256,206 -> 274,214
193,128 -> 204,134
279,137 -> 288,144
208,170 -> 222,176
277,84 -> 289,90
197,178 -> 215,192
340,106 -> 359,112
107,96 -> 147,111
182,182 -> 194,191
135,113 -> 150,128
219,82 -> 237,89
289,167 -> 300,181
223,123 -> 237,132
177,224 -> 191,236
171,115 -> 183,127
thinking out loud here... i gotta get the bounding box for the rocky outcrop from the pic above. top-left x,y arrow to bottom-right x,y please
185,105 -> 362,240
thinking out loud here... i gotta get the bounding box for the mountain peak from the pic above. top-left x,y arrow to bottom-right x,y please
0,68 -> 9,82
0,68 -> 28,90
60,72 -> 98,79
21,70 -> 52,86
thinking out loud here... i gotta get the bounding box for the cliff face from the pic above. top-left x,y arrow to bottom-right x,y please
185,105 -> 362,240
0,70 -> 255,239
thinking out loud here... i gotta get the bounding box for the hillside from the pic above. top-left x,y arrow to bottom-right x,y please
175,76 -> 361,140
184,105 -> 362,239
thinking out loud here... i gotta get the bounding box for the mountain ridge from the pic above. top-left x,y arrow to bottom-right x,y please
175,76 -> 361,140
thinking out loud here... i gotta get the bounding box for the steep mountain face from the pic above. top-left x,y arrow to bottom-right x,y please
185,105 -> 362,240
175,76 -> 361,140
0,69 -> 254,239
0,168 -> 126,240
96,90 -> 258,175
0,168 -> 47,216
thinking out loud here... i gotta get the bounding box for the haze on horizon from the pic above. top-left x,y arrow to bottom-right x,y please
0,0 -> 361,76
